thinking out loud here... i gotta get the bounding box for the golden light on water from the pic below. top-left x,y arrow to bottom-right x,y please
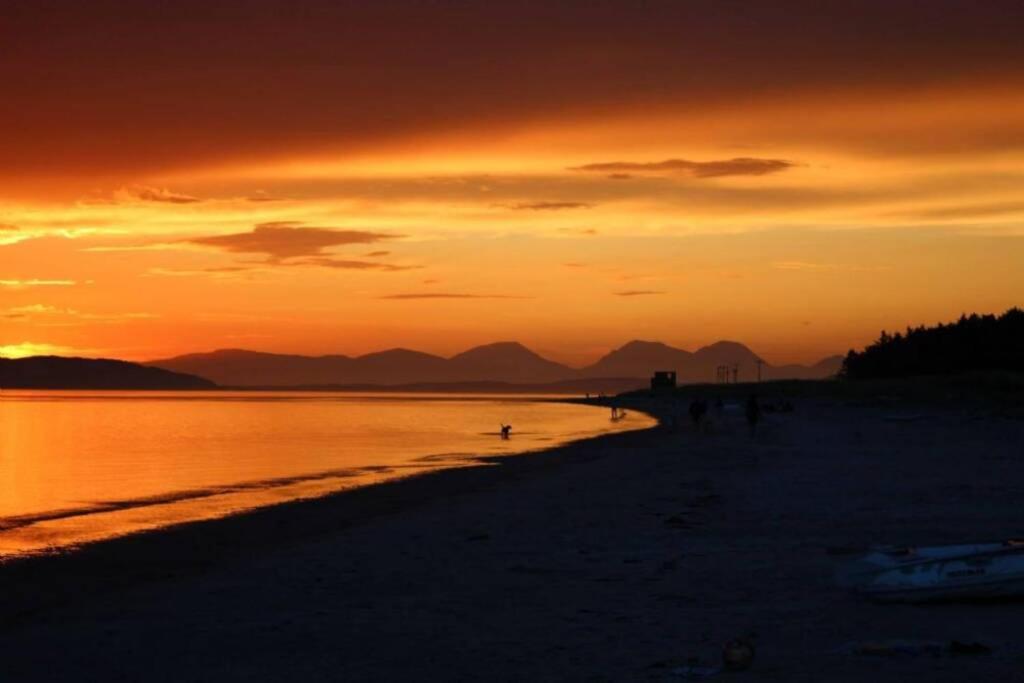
0,391 -> 654,556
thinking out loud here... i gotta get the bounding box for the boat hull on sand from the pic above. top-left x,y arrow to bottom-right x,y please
838,542 -> 1024,603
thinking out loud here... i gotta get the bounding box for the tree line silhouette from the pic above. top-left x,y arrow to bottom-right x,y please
841,308 -> 1024,379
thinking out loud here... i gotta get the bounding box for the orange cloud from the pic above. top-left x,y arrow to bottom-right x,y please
885,200 -> 1024,222
0,223 -> 25,245
187,223 -> 400,261
246,192 -> 287,202
380,293 -> 529,300
291,257 -> 414,271
3,1 -> 1024,366
117,185 -> 202,204
149,265 -> 256,274
570,157 -> 794,178
4,1 -> 1021,193
503,201 -> 592,210
0,279 -> 77,288
2,304 -> 155,324
771,261 -> 890,273
614,290 -> 667,297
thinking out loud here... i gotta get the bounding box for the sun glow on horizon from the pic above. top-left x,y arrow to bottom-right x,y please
2,2 -> 1023,366
0,343 -> 82,359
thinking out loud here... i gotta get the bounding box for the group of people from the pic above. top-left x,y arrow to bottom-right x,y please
501,393 -> 774,441
761,399 -> 795,413
681,394 -> 764,436
687,397 -> 712,425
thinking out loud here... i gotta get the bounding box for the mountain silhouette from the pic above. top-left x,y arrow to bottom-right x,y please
1,356 -> 214,389
149,340 -> 839,387
693,340 -> 763,367
581,340 -> 694,378
581,339 -> 783,383
447,342 -> 574,383
332,348 -> 450,383
146,349 -> 356,387
766,355 -> 844,381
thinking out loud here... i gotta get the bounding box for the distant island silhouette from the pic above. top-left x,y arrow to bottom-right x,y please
0,356 -> 214,390
5,310 -> 1022,390
147,340 -> 843,388
842,307 -> 1024,379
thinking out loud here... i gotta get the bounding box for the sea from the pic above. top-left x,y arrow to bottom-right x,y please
0,390 -> 653,556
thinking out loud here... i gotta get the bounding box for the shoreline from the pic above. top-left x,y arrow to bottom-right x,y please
2,391 -> 1023,680
0,402 -> 664,624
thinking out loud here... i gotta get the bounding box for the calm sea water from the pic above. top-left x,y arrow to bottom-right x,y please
0,391 -> 653,556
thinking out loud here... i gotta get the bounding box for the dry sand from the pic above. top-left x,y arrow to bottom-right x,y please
1,394 -> 1023,681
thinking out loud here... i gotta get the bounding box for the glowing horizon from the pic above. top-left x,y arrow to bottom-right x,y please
3,1 -> 1023,367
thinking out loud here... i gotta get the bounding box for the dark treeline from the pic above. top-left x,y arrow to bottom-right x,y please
841,308 -> 1024,379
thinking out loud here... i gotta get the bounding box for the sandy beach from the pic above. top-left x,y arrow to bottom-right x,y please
1,391 -> 1023,681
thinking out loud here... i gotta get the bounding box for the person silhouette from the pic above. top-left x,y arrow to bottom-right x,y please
745,394 -> 761,436
500,424 -> 512,439
689,398 -> 707,427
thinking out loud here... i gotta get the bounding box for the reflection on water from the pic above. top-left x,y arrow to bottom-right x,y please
0,391 -> 653,556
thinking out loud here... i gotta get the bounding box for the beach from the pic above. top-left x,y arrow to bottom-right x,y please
1,392 -> 1023,681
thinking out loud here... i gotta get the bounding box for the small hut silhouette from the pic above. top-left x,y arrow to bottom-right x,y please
650,370 -> 676,391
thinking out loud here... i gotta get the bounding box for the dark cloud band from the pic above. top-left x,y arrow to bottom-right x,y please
187,223 -> 400,260
571,158 -> 794,178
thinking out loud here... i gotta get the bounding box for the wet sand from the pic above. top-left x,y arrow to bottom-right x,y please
1,394 -> 1023,681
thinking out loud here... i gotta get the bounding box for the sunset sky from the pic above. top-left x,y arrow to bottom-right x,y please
2,0 -> 1023,366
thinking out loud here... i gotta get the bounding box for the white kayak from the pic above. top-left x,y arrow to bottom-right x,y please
838,541 -> 1024,602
